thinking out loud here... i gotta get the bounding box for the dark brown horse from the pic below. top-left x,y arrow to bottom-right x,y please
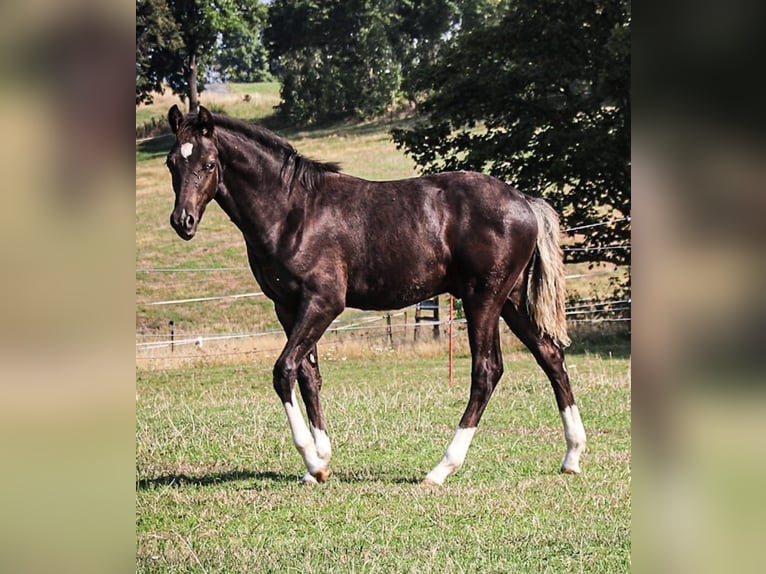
165,105 -> 586,485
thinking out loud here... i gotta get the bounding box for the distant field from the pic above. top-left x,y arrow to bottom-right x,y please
136,82 -> 281,132
225,81 -> 281,95
136,351 -> 631,573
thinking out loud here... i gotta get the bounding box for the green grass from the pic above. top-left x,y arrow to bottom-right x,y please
136,134 -> 175,162
136,106 -> 164,128
226,81 -> 280,96
137,352 -> 630,572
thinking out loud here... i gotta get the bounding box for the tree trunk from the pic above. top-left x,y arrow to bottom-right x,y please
189,52 -> 199,113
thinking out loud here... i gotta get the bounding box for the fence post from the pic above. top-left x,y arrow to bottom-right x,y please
169,320 -> 175,353
449,296 -> 454,386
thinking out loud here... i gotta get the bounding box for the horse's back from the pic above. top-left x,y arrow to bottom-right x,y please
418,171 -> 535,228
326,170 -> 537,309
334,170 -> 534,230
421,171 -> 538,280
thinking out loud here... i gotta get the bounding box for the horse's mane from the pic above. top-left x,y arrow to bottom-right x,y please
209,113 -> 342,192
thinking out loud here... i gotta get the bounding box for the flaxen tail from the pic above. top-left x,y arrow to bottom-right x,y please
526,197 -> 571,347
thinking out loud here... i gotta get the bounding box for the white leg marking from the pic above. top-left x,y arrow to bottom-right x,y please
283,390 -> 323,475
424,427 -> 477,485
560,404 -> 587,474
310,423 -> 332,466
301,472 -> 318,485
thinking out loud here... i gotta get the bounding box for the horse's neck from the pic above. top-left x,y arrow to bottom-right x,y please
215,133 -> 296,256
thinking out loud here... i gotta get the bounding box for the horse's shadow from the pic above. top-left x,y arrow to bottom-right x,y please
136,470 -> 292,490
136,469 -> 422,490
331,471 -> 421,485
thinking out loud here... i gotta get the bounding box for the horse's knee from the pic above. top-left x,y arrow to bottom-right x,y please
273,358 -> 298,403
538,338 -> 566,370
493,360 -> 504,384
298,360 -> 322,394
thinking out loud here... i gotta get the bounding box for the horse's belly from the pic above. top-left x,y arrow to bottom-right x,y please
346,290 -> 441,311
345,268 -> 447,311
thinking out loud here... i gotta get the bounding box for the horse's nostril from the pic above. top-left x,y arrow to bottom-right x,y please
185,213 -> 195,229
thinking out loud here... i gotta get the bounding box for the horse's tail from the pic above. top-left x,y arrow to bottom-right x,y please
525,197 -> 571,347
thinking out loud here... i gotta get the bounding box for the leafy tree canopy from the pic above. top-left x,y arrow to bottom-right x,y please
136,0 -> 271,109
265,0 -> 403,124
392,0 -> 631,269
264,0 -> 502,124
215,0 -> 272,83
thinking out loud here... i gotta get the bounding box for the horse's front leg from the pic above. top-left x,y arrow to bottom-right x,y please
295,345 -> 332,484
273,297 -> 341,483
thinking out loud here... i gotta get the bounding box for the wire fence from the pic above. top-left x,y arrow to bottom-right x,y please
136,216 -> 630,361
136,293 -> 631,361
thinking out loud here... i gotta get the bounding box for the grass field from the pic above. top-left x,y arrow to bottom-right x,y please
136,83 -> 630,572
137,350 -> 630,572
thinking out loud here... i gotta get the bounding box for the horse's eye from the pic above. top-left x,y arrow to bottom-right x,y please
204,161 -> 216,171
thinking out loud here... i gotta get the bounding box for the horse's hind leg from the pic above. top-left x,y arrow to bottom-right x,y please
501,293 -> 586,474
424,295 -> 504,485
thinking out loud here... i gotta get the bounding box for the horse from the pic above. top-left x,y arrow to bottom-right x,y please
165,105 -> 586,485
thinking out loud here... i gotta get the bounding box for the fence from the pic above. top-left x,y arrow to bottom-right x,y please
136,216 -> 630,363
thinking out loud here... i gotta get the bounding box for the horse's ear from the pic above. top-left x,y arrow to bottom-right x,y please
197,106 -> 214,136
168,105 -> 183,134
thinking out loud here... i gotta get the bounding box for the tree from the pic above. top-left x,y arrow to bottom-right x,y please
136,0 -> 271,111
136,0 -> 216,112
264,0 -> 504,124
393,0 -> 459,105
265,0 -> 404,124
215,0 -> 273,83
392,0 -> 630,270
394,0 -> 518,104
136,0 -> 183,105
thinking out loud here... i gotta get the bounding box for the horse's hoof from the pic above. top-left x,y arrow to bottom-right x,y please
313,467 -> 331,483
560,465 -> 581,475
420,477 -> 441,487
301,472 -> 318,485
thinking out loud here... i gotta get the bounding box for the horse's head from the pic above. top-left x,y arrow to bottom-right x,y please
166,105 -> 219,240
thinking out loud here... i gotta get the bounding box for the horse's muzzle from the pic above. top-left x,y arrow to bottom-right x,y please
170,208 -> 198,240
